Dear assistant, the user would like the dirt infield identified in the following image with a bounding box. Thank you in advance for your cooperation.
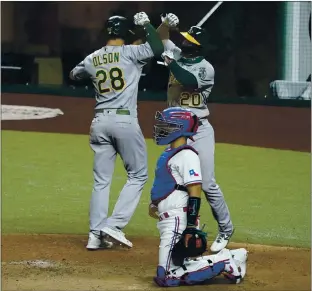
[1,93,311,290]
[2,93,310,151]
[2,235,311,291]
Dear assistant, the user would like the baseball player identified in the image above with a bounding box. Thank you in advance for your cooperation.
[155,13,234,252]
[149,107,247,287]
[70,13,163,249]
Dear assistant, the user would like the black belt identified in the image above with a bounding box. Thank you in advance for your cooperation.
[175,184,188,192]
[95,108,130,115]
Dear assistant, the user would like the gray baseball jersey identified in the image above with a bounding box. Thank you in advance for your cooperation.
[164,40,215,118]
[71,43,154,117]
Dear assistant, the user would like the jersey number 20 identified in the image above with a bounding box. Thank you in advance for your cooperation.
[180,92,202,107]
[96,67,125,94]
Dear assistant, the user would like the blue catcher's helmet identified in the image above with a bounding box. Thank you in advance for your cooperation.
[153,107,199,145]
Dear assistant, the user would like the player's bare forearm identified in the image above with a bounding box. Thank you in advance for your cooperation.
[157,22,170,40]
[186,183,202,198]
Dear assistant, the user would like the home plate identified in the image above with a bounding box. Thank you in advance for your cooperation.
[8,260,59,268]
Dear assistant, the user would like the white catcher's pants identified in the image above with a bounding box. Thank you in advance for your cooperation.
[156,208,236,286]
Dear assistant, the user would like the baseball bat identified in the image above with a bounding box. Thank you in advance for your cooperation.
[196,1,223,27]
[158,1,224,66]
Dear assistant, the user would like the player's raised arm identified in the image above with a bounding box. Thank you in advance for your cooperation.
[69,58,91,81]
[157,13,181,52]
[156,14,175,40]
[128,12,164,61]
[156,22,169,40]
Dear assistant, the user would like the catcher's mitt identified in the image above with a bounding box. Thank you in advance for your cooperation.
[171,227,207,266]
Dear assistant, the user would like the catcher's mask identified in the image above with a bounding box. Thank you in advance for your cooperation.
[180,26,206,57]
[153,107,199,145]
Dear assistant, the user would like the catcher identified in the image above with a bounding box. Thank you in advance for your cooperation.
[149,107,248,287]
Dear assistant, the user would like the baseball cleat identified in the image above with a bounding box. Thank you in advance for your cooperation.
[101,226,133,248]
[86,231,114,250]
[217,249,243,284]
[210,231,234,253]
[230,248,248,279]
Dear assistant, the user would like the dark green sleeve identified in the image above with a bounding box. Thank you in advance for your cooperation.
[168,61,198,88]
[144,23,164,57]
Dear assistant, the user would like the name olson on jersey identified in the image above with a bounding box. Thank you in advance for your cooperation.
[93,52,120,67]
[92,52,126,94]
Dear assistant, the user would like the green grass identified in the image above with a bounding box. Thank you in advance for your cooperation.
[1,130,310,248]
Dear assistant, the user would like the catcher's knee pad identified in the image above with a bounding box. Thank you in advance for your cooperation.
[182,261,225,285]
[154,266,181,287]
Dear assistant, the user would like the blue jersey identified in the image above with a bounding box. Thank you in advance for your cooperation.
[151,145,198,204]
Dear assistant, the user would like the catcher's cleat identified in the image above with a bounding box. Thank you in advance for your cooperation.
[101,226,133,248]
[230,248,248,279]
[86,231,113,250]
[210,230,234,253]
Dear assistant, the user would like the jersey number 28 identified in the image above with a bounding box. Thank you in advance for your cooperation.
[96,67,125,94]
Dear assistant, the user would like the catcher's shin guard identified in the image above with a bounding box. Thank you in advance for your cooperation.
[200,249,243,284]
[154,266,181,287]
[182,261,225,285]
[154,259,226,287]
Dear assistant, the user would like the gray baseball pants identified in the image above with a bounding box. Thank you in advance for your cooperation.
[89,109,148,231]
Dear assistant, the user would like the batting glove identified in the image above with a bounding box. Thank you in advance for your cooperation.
[134,12,150,26]
[161,50,175,66]
[161,13,179,28]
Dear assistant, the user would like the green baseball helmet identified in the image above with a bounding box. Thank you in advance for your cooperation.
[105,16,134,39]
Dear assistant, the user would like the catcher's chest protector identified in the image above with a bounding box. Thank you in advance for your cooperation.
[151,145,197,203]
